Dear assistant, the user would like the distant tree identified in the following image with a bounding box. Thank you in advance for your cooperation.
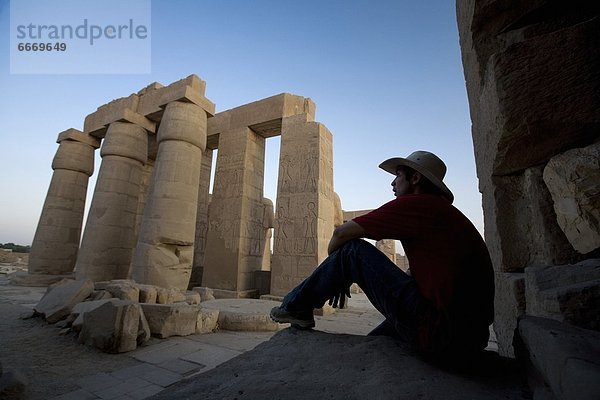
[0,243,31,253]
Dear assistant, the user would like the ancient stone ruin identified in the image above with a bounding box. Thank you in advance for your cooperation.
[457,1,599,399]
[13,75,339,297]
[12,75,411,355]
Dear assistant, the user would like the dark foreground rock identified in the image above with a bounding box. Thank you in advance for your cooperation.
[150,329,529,400]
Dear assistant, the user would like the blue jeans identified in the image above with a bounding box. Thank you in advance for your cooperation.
[281,239,423,343]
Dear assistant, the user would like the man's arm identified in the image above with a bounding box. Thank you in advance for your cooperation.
[328,220,366,254]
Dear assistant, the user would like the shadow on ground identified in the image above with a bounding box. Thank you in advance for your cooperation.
[150,329,530,400]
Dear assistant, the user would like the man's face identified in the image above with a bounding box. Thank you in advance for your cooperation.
[391,167,416,197]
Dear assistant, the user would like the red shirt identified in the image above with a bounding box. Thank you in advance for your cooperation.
[353,194,494,353]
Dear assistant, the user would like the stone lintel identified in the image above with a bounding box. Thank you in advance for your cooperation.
[86,109,156,139]
[83,94,140,136]
[137,75,215,121]
[207,93,315,140]
[56,128,101,149]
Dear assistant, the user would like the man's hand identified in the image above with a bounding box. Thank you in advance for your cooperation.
[328,221,366,254]
[328,286,351,308]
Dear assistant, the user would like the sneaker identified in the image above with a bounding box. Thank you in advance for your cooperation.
[270,306,315,329]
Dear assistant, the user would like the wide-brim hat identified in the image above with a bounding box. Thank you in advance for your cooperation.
[379,150,454,203]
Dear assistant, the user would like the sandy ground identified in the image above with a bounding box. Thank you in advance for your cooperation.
[0,278,141,399]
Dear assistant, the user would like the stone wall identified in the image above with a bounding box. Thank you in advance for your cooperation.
[457,0,600,357]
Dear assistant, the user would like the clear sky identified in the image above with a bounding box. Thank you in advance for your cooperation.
[0,0,482,246]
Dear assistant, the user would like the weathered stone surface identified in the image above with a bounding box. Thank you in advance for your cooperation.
[201,299,287,331]
[137,284,157,303]
[9,271,73,287]
[211,289,259,299]
[106,282,140,302]
[83,94,139,136]
[137,307,151,345]
[192,286,215,302]
[136,75,215,121]
[89,290,112,301]
[457,0,600,361]
[543,143,600,254]
[185,291,200,305]
[57,128,101,148]
[131,101,208,290]
[196,308,219,334]
[517,316,600,400]
[34,279,94,323]
[75,122,148,282]
[525,259,600,331]
[271,114,335,296]
[494,272,525,358]
[488,167,577,272]
[156,288,187,304]
[202,126,267,292]
[140,303,199,338]
[206,93,314,141]
[78,300,143,353]
[27,132,96,278]
[71,298,123,331]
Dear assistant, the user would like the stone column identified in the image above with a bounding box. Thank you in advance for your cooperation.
[270,114,335,296]
[131,101,208,290]
[190,148,214,288]
[13,130,99,286]
[75,122,148,282]
[202,127,266,292]
[261,198,275,271]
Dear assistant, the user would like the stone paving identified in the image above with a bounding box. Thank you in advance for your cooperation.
[0,278,385,400]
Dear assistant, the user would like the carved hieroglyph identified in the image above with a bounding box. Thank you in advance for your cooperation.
[130,101,209,290]
[202,127,266,291]
[26,129,99,280]
[270,113,335,296]
[75,122,149,282]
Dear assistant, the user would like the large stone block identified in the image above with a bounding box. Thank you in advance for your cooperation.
[156,287,187,304]
[207,93,314,140]
[140,303,199,338]
[57,128,101,149]
[457,1,600,179]
[543,143,600,254]
[525,259,600,331]
[487,167,578,272]
[137,284,158,303]
[196,308,219,334]
[137,75,214,120]
[78,300,147,353]
[71,298,123,331]
[34,279,94,323]
[493,272,525,358]
[517,316,600,400]
[106,282,140,302]
[83,94,139,136]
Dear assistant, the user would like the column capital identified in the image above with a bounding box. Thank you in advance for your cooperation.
[57,128,101,149]
[137,75,215,120]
